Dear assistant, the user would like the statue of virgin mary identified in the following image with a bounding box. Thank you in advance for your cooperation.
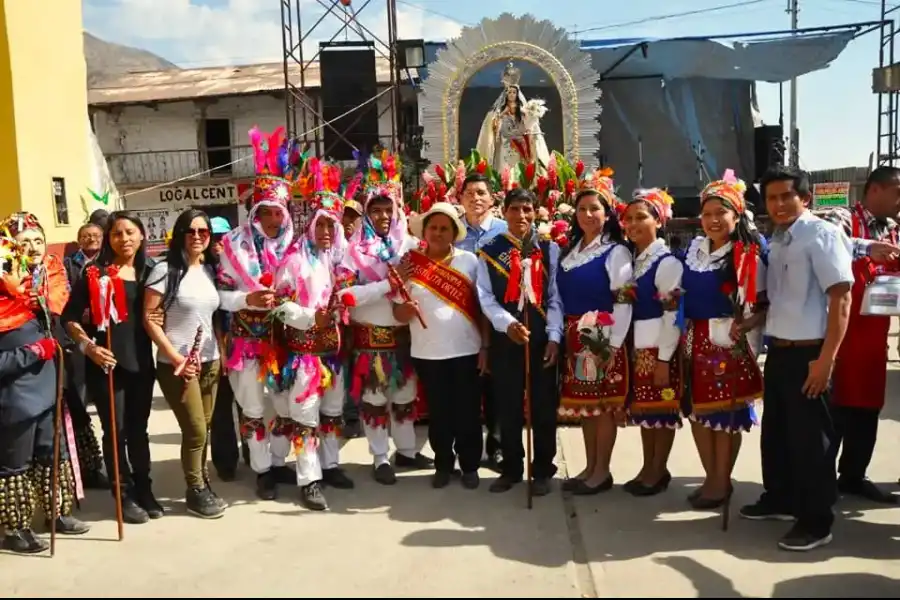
[475,62,552,173]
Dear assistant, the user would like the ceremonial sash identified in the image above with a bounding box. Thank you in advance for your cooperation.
[407,250,480,326]
[478,234,548,319]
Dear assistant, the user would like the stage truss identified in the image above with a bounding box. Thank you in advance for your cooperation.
[418,13,603,167]
[280,0,401,155]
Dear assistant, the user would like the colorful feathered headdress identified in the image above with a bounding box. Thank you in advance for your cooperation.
[701,169,748,214]
[630,187,676,224]
[0,212,44,240]
[578,166,620,211]
[295,158,348,220]
[248,126,293,208]
[362,149,403,207]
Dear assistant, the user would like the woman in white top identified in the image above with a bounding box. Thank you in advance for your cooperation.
[143,209,224,519]
[620,188,685,497]
[394,202,485,490]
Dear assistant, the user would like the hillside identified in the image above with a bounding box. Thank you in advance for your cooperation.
[84,32,179,85]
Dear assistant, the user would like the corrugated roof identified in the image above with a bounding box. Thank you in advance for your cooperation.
[88,57,399,106]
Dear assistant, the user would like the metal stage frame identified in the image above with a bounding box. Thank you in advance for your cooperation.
[279,0,401,156]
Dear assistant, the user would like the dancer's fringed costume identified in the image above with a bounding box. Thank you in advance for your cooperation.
[217,127,302,498]
[268,157,358,509]
[340,151,430,484]
[0,213,89,554]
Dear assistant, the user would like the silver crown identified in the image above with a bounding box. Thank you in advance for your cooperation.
[501,61,521,88]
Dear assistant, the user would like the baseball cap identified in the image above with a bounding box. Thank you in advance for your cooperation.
[210,217,231,235]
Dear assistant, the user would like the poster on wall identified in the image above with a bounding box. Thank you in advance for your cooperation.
[133,208,174,256]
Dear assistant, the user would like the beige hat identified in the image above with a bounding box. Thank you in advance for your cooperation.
[410,202,467,243]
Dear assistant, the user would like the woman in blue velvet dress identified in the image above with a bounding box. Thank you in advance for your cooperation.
[557,172,632,495]
[680,172,767,509]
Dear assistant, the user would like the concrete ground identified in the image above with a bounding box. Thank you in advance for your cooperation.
[4,349,900,597]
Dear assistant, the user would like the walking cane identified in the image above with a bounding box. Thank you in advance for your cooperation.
[50,340,65,556]
[106,327,124,541]
[523,306,534,510]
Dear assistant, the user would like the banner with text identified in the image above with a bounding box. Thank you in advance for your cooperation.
[813,181,850,208]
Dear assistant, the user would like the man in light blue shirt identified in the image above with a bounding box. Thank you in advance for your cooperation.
[740,166,854,552]
[475,187,564,496]
[456,173,508,468]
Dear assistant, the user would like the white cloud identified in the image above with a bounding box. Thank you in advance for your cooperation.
[83,0,462,68]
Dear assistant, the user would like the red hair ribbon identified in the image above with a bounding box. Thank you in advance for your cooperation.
[530,247,544,307]
[732,242,758,306]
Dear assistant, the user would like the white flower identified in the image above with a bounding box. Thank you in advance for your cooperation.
[557,202,573,215]
[538,207,550,220]
[537,222,551,237]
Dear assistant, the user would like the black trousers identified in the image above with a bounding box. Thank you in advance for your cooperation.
[414,354,483,474]
[0,406,68,475]
[761,344,837,535]
[489,333,558,480]
[210,373,243,473]
[481,373,501,456]
[831,404,879,482]
[86,363,155,493]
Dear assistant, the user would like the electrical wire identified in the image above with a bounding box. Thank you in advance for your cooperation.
[571,0,771,35]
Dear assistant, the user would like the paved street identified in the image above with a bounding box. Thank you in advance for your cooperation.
[4,347,900,597]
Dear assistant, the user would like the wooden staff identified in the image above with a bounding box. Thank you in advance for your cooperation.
[523,306,533,510]
[106,327,124,541]
[50,340,64,556]
[387,264,427,329]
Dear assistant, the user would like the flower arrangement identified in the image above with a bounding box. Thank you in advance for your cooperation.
[615,282,638,305]
[573,310,616,381]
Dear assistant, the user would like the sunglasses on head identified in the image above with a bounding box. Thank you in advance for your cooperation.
[185,228,210,240]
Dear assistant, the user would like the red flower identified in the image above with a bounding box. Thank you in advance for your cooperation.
[475,160,487,174]
[259,273,274,288]
[720,280,736,296]
[575,160,585,178]
[551,220,569,236]
[340,293,357,308]
[596,312,615,327]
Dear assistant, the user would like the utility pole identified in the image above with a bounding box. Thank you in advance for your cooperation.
[788,0,799,167]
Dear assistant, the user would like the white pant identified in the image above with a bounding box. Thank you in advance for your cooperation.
[229,360,289,475]
[360,377,419,467]
[273,361,345,487]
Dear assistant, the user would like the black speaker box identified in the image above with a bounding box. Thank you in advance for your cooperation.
[320,48,380,160]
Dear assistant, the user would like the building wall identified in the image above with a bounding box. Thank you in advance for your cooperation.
[93,90,396,185]
[0,0,92,246]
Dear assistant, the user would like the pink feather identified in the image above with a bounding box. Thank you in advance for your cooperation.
[344,173,362,201]
[265,127,285,175]
[248,127,267,173]
[722,168,737,184]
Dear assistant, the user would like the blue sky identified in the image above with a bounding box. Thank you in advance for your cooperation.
[84,0,889,170]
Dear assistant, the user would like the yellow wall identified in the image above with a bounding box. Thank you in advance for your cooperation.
[0,0,91,244]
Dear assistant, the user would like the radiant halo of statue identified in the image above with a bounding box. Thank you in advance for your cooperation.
[418,13,602,169]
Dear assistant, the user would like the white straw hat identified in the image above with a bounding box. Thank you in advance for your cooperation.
[410,202,467,243]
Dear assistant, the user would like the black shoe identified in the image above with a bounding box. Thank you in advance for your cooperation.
[2,528,48,554]
[186,487,225,520]
[571,475,613,496]
[322,468,355,490]
[373,463,397,485]
[342,419,362,439]
[135,487,164,519]
[739,499,794,522]
[241,443,251,467]
[629,472,672,497]
[256,471,278,501]
[531,477,553,497]
[83,469,110,490]
[46,515,91,535]
[395,452,434,470]
[272,465,297,485]
[432,471,452,489]
[778,523,833,552]
[839,477,898,504]
[489,475,522,493]
[216,468,237,483]
[461,472,480,490]
[300,482,328,511]
[204,481,228,510]
[122,497,150,524]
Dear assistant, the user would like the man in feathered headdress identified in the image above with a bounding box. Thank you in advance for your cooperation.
[266,158,359,510]
[217,126,304,502]
[0,213,90,553]
[339,151,433,485]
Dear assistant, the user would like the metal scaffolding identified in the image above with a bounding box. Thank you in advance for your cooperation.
[279,0,400,155]
[876,0,900,165]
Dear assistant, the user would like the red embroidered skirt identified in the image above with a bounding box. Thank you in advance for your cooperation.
[684,319,761,431]
[627,346,683,428]
[559,315,629,420]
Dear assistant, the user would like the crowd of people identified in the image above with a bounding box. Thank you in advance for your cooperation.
[1,125,899,558]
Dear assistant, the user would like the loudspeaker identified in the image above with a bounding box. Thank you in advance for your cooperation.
[320,47,380,161]
[754,125,785,180]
